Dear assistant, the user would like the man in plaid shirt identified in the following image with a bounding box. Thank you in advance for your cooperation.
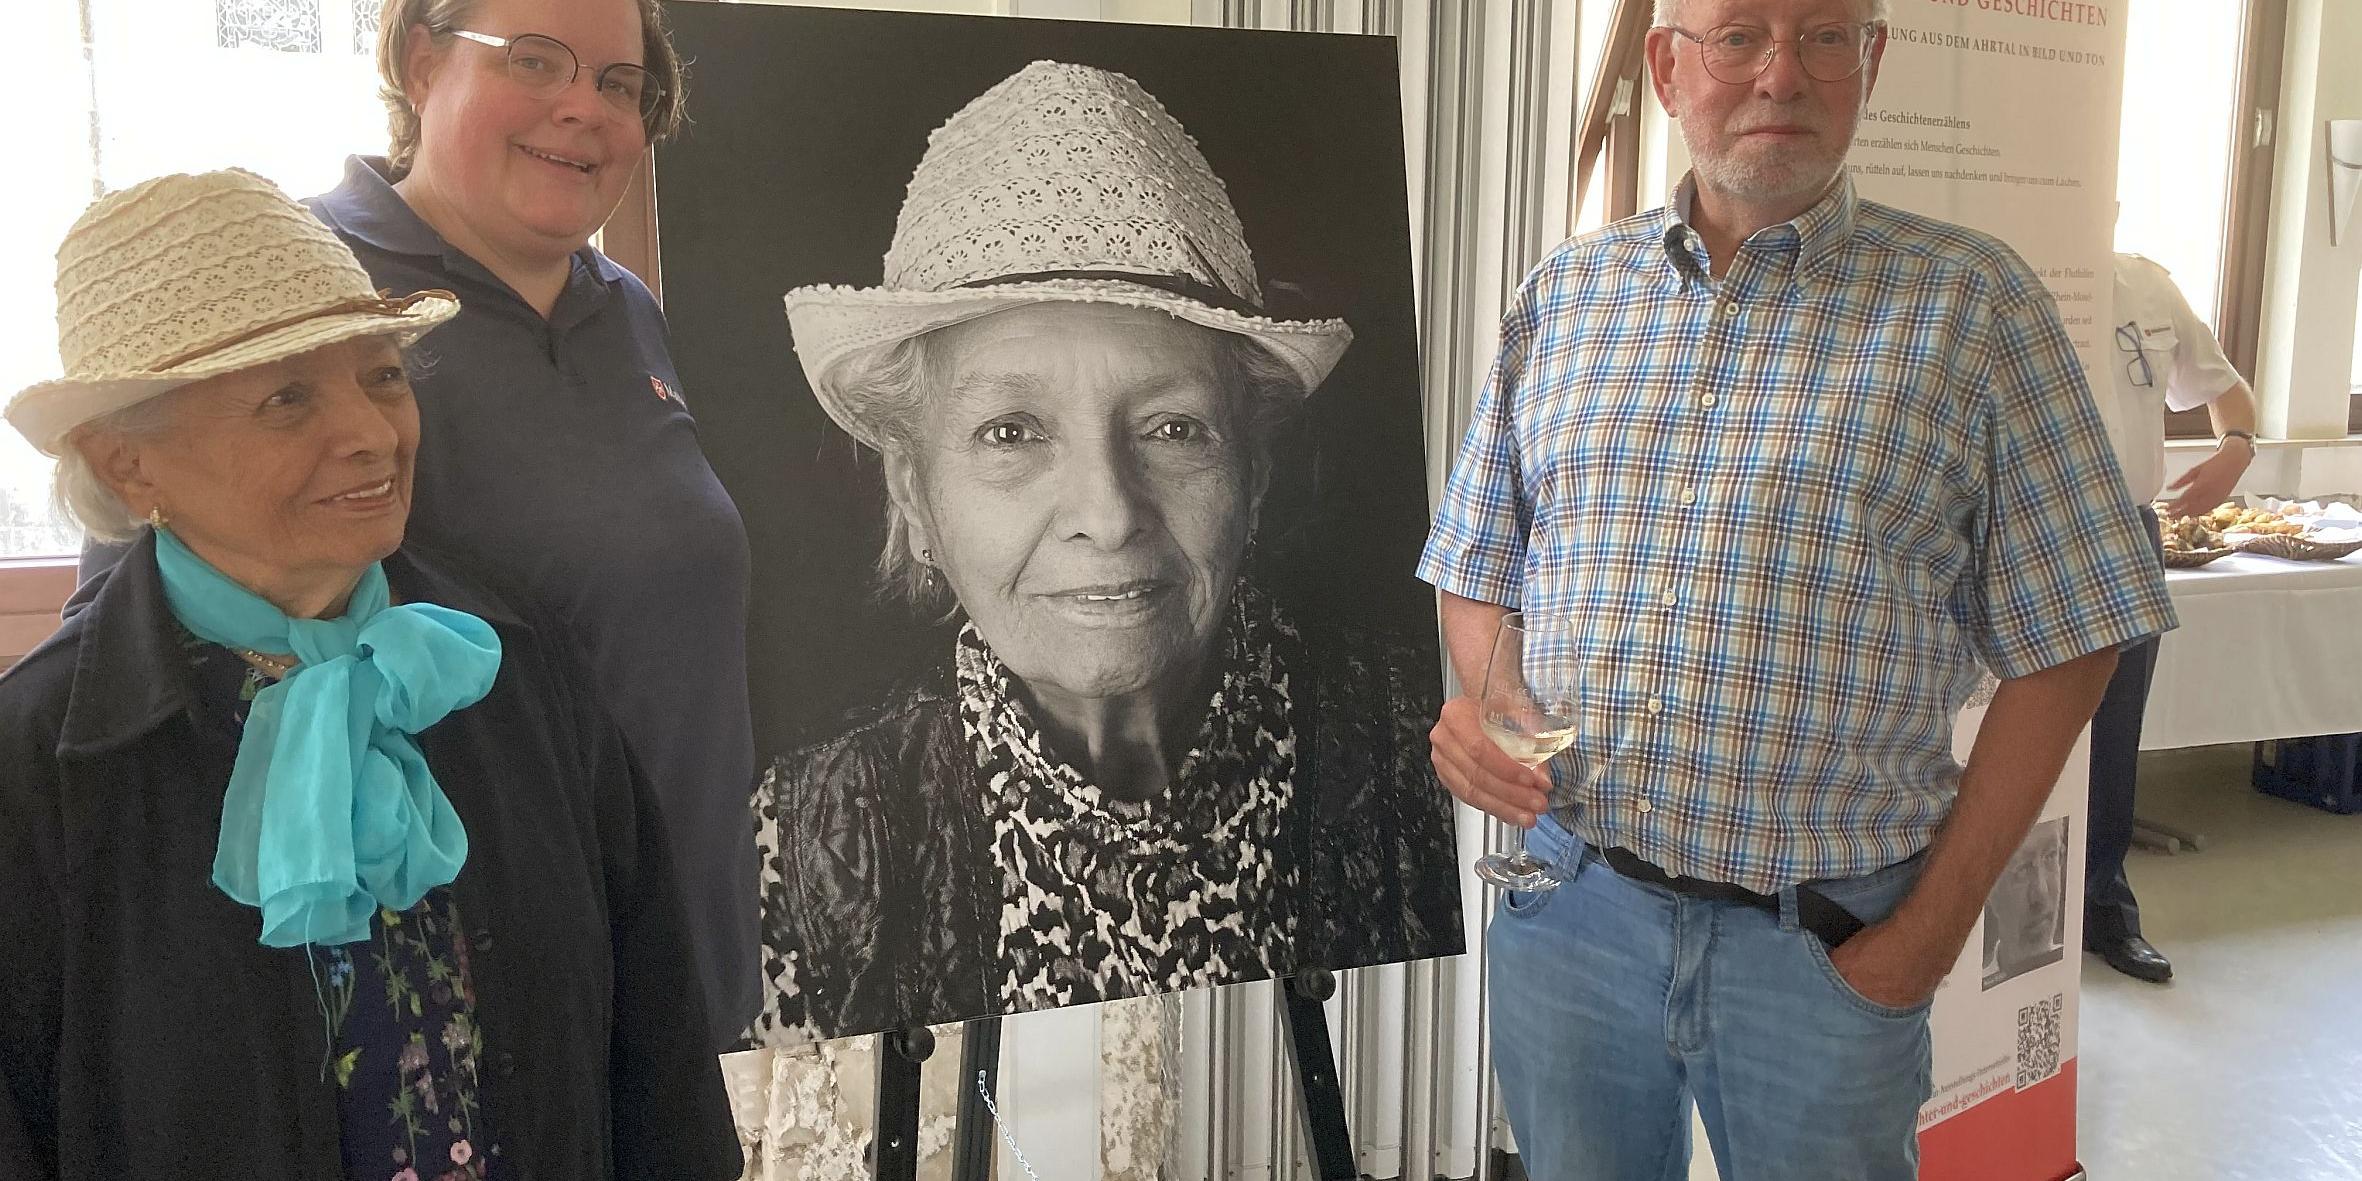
[1418,0,2174,1176]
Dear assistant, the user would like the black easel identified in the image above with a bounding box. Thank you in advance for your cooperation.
[1277,970,1371,1181]
[951,1016,1003,1179]
[871,977,1365,1181]
[869,1017,1003,1181]
[869,1024,932,1181]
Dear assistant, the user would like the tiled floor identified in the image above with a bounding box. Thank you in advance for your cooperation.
[2077,743,2362,1180]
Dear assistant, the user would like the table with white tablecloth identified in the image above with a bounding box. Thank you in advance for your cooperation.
[2140,553,2362,750]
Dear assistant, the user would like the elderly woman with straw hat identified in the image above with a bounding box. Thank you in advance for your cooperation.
[0,170,737,1180]
[75,0,763,1051]
[745,62,1460,1044]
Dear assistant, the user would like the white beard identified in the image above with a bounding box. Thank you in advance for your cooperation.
[1688,133,1844,206]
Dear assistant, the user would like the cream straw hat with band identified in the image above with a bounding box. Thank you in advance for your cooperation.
[5,168,458,456]
[784,60,1355,451]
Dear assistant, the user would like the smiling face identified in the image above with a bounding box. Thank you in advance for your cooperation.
[1647,0,1885,217]
[885,303,1268,710]
[399,0,648,270]
[85,335,419,616]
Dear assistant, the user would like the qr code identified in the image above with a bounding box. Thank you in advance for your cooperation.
[2014,992,2063,1090]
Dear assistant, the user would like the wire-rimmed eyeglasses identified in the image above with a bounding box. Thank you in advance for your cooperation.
[2114,321,2155,389]
[451,30,665,129]
[1661,21,1883,85]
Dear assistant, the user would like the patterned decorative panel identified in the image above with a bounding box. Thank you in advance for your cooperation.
[216,0,323,53]
[352,0,381,54]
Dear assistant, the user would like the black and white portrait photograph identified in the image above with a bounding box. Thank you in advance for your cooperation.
[652,3,1458,1042]
[1982,816,2071,991]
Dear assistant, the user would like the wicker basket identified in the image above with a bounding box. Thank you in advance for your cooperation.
[2228,533,2362,561]
[2161,546,2236,569]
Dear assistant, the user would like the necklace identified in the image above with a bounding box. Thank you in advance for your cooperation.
[234,648,298,679]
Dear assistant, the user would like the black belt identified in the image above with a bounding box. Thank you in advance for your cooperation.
[1598,846,1868,951]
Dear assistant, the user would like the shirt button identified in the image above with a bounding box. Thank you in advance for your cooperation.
[1659,589,1677,608]
[1719,300,1739,318]
[1636,798,1654,814]
[1680,488,1699,506]
[1701,394,1719,408]
[1647,695,1665,716]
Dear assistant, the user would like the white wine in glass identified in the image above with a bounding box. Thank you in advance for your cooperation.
[1472,611,1580,893]
[1480,714,1577,768]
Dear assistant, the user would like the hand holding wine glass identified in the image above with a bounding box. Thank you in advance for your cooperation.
[1471,612,1580,892]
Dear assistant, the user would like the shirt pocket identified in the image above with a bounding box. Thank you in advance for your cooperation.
[2134,321,2180,365]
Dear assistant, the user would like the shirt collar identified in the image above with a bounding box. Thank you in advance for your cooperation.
[309,156,448,259]
[56,536,525,758]
[311,154,631,289]
[1657,175,1714,290]
[1656,171,1858,291]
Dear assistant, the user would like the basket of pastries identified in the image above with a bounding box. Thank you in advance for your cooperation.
[2188,499,2362,562]
[2151,507,2234,568]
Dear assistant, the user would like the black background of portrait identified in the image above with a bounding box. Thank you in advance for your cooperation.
[653,2,1435,761]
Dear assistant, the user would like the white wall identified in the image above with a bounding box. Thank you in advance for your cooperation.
[2162,438,2362,501]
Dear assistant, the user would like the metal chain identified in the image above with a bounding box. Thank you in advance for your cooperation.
[975,1069,1045,1181]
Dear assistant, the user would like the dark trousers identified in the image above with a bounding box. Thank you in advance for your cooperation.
[2085,630,2159,942]
[2086,505,2164,943]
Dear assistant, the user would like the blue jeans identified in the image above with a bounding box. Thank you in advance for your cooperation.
[1489,814,1933,1181]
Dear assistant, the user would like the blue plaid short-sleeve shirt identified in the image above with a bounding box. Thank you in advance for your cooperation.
[1416,176,2176,892]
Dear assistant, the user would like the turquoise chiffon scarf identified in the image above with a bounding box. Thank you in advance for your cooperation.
[154,529,500,947]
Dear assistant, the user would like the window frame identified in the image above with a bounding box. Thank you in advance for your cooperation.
[0,557,77,669]
[1570,0,1650,224]
[2163,0,2283,440]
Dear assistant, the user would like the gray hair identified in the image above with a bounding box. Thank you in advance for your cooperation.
[52,337,429,544]
[832,320,1306,615]
[1653,0,1888,24]
[53,394,181,544]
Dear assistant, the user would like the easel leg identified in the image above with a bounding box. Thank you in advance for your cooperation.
[871,1025,934,1181]
[1278,971,1367,1181]
[952,1016,1004,1181]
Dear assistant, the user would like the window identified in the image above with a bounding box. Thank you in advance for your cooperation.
[3,0,385,562]
[2111,0,2243,329]
[2351,270,2362,433]
[2111,0,2255,441]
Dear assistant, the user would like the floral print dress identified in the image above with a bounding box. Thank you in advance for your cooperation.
[191,639,502,1181]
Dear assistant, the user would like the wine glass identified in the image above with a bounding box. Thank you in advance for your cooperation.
[1472,611,1579,893]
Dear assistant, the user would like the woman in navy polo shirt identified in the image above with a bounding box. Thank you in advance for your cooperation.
[78,0,760,1049]
[345,0,761,1046]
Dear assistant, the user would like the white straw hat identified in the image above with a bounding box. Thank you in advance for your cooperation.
[5,168,459,456]
[784,61,1354,450]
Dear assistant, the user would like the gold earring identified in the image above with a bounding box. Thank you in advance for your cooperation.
[148,506,169,531]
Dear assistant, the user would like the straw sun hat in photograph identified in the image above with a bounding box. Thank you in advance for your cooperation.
[784,60,1356,451]
[4,168,458,456]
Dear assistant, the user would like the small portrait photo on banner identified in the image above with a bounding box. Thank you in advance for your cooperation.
[652,2,1459,1043]
[1982,816,2071,991]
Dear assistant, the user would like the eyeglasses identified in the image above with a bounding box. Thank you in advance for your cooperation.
[450,30,664,129]
[2114,321,2155,389]
[1662,21,1883,86]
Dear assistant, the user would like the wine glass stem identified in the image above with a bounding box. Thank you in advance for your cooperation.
[1519,829,1541,867]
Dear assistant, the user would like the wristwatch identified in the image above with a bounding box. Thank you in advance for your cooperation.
[2218,428,2256,448]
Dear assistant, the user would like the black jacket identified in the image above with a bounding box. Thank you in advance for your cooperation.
[752,612,1463,1040]
[0,535,739,1181]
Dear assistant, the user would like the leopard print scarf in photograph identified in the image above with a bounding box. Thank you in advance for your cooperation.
[956,583,1302,1011]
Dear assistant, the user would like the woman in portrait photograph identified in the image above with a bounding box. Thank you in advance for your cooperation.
[743,60,1457,1042]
